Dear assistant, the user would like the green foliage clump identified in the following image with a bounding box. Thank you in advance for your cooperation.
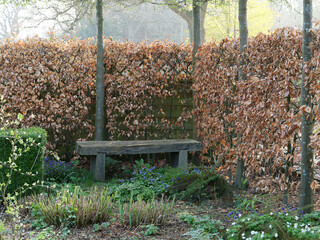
[107,159,170,202]
[31,186,115,228]
[227,211,320,240]
[44,156,79,183]
[167,168,233,203]
[0,127,47,196]
[181,214,224,240]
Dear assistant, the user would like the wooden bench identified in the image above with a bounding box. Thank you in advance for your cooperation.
[75,139,202,181]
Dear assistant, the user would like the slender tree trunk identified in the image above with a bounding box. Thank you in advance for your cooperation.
[238,0,248,54]
[192,0,201,69]
[95,0,106,141]
[299,0,313,214]
[234,0,248,189]
[192,0,201,165]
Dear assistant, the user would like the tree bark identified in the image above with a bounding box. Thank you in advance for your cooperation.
[95,0,106,141]
[299,0,313,214]
[234,0,248,189]
[164,0,207,43]
[192,0,201,61]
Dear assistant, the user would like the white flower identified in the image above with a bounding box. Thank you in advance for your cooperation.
[269,224,273,229]
[275,232,278,238]
[295,216,299,220]
[232,222,236,225]
[301,229,306,233]
[270,212,273,215]
[294,223,298,228]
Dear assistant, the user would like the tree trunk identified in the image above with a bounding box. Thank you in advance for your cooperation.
[299,0,313,214]
[164,0,207,43]
[192,0,201,62]
[95,0,106,141]
[234,0,248,189]
[191,0,201,166]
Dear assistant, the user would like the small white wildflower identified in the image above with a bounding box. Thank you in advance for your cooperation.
[286,213,288,216]
[301,224,305,227]
[301,229,306,233]
[295,216,299,220]
[294,223,298,228]
[242,233,245,236]
[270,212,273,215]
[275,232,278,238]
[232,222,236,225]
[269,224,272,229]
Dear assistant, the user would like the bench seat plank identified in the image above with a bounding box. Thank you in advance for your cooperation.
[76,139,202,155]
[76,139,202,182]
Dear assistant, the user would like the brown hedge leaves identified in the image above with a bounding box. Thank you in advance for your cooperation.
[2,28,320,193]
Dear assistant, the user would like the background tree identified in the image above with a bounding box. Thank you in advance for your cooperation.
[74,2,188,42]
[299,0,313,213]
[0,4,21,39]
[233,0,247,189]
[205,0,274,42]
[95,0,106,141]
[163,0,208,43]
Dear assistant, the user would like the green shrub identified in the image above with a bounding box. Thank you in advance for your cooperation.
[119,195,175,227]
[0,127,46,196]
[167,168,233,204]
[32,186,115,228]
[107,159,170,202]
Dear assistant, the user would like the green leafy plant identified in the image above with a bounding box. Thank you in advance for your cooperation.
[119,194,175,227]
[226,211,320,240]
[181,214,224,240]
[93,222,110,232]
[107,159,170,202]
[0,96,46,240]
[143,224,159,236]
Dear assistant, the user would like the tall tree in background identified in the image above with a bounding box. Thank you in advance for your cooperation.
[0,4,21,39]
[234,0,248,189]
[164,0,208,43]
[299,0,313,213]
[95,0,106,141]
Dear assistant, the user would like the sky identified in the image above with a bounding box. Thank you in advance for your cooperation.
[1,0,320,42]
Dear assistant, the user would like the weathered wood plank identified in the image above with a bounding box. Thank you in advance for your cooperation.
[76,139,202,155]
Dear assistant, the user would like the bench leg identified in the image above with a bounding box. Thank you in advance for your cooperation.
[90,153,106,182]
[171,150,188,168]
